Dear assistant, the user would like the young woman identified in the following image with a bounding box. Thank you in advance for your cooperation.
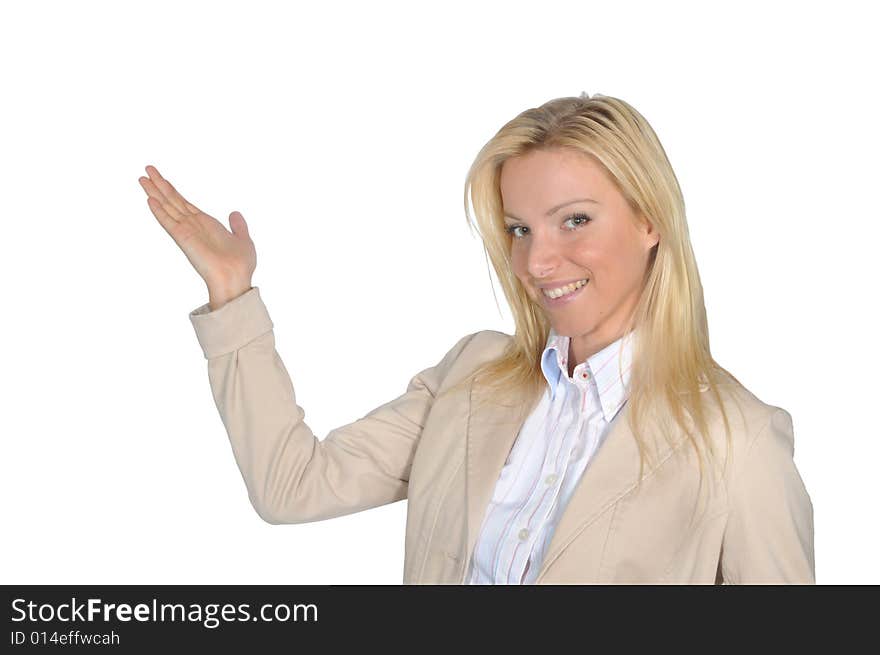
[139,92,814,584]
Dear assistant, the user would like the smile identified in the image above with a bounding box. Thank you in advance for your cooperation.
[541,278,588,298]
[540,279,588,307]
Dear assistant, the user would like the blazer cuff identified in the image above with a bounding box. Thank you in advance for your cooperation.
[188,286,274,359]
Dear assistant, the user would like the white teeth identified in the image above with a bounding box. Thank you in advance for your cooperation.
[542,279,588,298]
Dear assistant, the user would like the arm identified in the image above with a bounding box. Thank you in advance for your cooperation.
[189,286,476,525]
[720,407,816,584]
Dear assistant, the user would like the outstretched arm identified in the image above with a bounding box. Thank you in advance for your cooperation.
[190,287,475,524]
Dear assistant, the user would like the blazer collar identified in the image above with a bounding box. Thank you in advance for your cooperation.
[462,360,690,584]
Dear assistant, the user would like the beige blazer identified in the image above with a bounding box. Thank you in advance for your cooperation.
[189,287,815,584]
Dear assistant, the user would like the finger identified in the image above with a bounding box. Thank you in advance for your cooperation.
[144,165,187,214]
[145,165,199,215]
[139,176,183,222]
[146,195,181,237]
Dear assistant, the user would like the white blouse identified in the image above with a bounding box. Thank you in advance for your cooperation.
[466,327,635,584]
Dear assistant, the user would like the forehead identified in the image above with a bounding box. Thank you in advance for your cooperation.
[500,148,613,211]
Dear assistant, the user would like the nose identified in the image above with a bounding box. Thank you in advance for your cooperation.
[525,234,563,280]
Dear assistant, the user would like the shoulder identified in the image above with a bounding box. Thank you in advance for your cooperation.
[427,330,514,393]
[468,329,514,353]
[709,375,787,432]
[699,374,796,483]
[438,329,513,364]
[462,329,520,370]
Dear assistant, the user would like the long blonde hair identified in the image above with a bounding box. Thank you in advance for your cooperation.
[442,92,747,522]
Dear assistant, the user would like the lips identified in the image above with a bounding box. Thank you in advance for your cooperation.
[540,279,588,307]
[541,278,589,299]
[536,277,590,290]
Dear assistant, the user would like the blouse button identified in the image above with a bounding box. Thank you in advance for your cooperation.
[518,528,530,541]
[545,473,558,485]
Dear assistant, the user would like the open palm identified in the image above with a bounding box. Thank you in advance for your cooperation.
[139,165,256,295]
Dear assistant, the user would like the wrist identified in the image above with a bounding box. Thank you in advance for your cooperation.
[208,283,253,312]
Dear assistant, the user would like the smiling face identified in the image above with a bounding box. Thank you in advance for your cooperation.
[500,147,659,365]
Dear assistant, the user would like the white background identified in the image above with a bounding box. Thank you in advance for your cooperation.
[1,0,876,584]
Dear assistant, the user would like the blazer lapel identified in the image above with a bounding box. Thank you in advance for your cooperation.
[533,400,693,583]
[462,378,540,582]
[464,374,692,584]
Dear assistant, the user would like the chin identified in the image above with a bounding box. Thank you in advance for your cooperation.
[553,321,595,337]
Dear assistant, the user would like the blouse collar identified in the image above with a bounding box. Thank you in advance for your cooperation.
[540,326,635,422]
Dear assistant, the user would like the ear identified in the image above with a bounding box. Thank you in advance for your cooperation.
[639,214,660,250]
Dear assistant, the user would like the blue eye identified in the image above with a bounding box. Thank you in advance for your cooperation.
[504,212,592,239]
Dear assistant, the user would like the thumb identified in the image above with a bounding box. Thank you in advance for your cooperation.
[228,211,250,239]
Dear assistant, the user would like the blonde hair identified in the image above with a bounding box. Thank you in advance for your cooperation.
[442,92,747,525]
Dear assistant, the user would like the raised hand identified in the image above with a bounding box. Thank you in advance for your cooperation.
[139,165,257,310]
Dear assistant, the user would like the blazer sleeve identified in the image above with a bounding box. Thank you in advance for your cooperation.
[189,286,476,525]
[720,407,816,584]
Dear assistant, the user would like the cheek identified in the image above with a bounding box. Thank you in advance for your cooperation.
[596,248,646,290]
[509,248,527,277]
[509,251,537,297]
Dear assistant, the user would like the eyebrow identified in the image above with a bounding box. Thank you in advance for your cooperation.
[503,198,599,223]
